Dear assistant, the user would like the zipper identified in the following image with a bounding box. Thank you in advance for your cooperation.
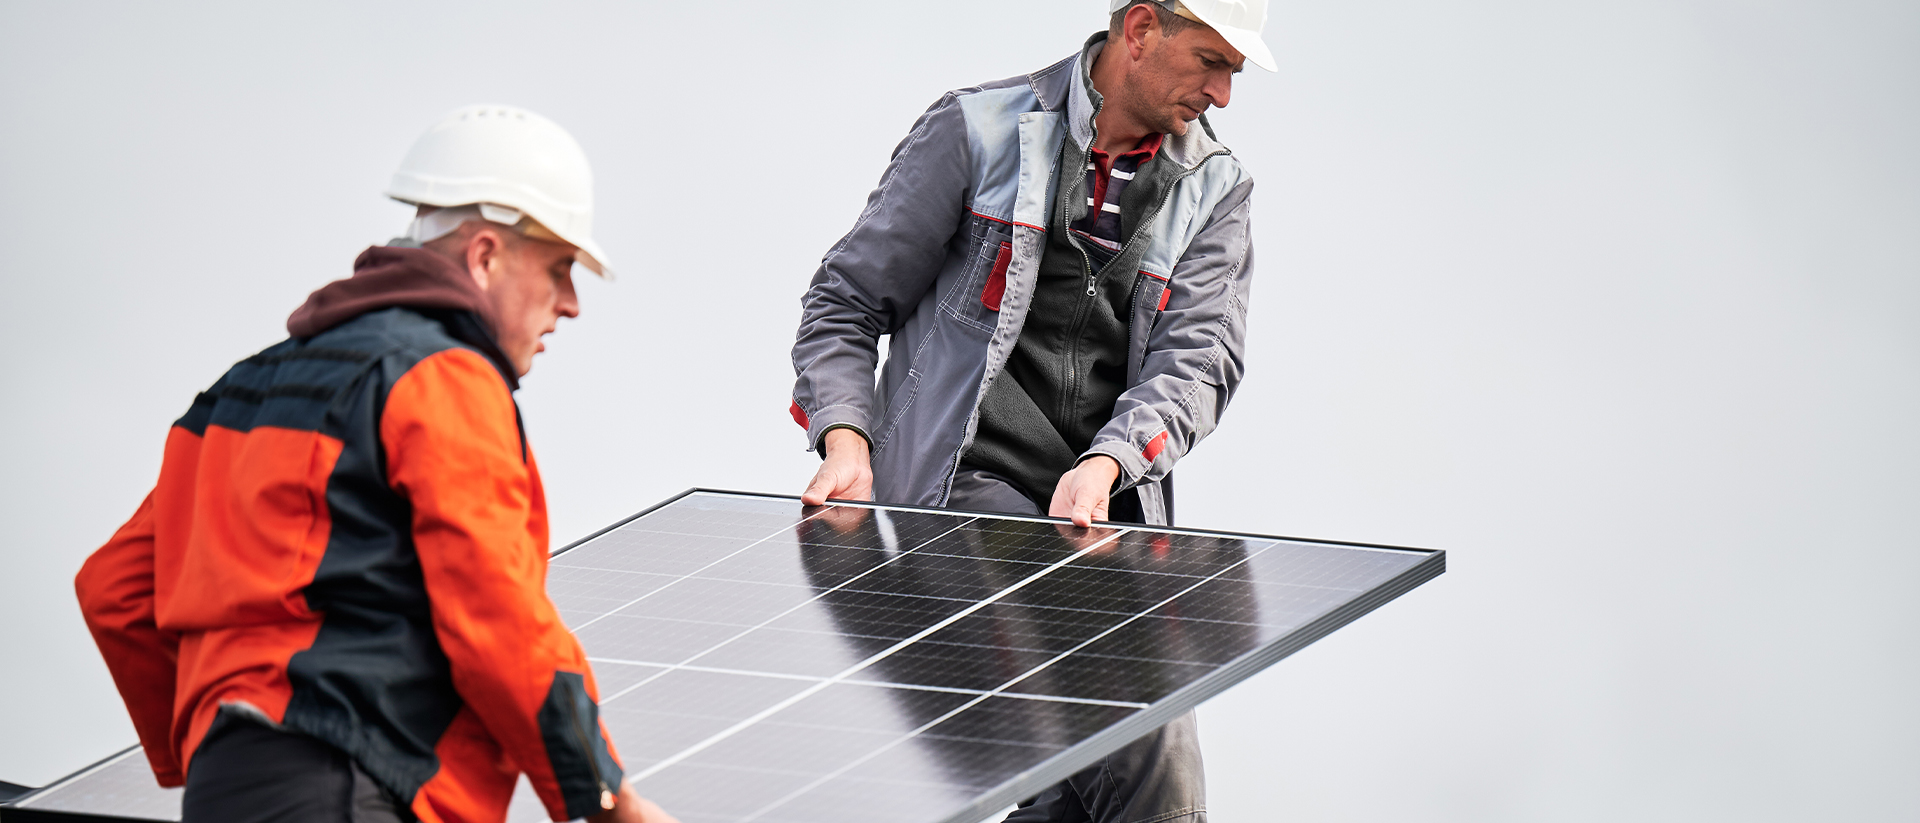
[945,109,1073,502]
[1061,87,1105,413]
[1058,144,1097,420]
[567,698,616,811]
[1058,116,1230,424]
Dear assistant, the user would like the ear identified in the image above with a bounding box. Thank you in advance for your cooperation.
[1124,3,1159,60]
[464,227,507,291]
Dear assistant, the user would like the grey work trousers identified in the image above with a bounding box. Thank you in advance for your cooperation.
[947,468,1208,823]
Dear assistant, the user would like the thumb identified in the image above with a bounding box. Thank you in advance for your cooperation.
[802,469,833,505]
[1071,490,1096,527]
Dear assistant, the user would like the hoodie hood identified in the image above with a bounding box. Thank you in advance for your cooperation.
[288,246,518,388]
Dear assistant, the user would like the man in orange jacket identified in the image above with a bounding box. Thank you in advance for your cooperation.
[74,106,674,823]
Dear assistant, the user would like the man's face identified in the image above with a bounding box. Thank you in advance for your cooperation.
[1121,17,1246,137]
[482,233,581,377]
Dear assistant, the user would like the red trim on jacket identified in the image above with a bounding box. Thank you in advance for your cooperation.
[789,400,810,430]
[981,242,1013,311]
[969,209,1046,232]
[1143,431,1169,461]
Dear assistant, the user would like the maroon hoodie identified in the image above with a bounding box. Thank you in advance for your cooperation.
[287,246,500,339]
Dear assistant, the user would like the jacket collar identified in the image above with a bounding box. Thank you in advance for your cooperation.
[1047,31,1231,171]
[1067,33,1107,154]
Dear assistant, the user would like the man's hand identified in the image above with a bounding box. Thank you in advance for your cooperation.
[801,427,874,505]
[1049,455,1121,528]
[585,781,679,823]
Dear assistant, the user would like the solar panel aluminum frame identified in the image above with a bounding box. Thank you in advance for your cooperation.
[572,489,1445,823]
[4,488,1445,823]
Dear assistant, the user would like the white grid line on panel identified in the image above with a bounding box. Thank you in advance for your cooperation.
[587,657,1149,710]
[596,516,983,706]
[566,508,831,634]
[625,525,1129,783]
[734,538,1286,823]
[571,494,1431,822]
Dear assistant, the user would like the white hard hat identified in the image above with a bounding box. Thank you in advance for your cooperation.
[387,104,614,277]
[1111,0,1277,72]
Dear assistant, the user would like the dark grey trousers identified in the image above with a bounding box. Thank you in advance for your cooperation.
[947,469,1208,823]
[182,708,413,823]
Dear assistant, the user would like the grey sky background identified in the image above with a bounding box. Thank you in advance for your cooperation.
[2,1,1915,820]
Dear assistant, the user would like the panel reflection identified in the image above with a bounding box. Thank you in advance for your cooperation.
[790,504,1258,804]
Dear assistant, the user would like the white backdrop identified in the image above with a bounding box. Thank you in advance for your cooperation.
[3,1,1915,820]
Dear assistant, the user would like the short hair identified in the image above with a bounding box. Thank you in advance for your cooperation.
[1109,1,1204,41]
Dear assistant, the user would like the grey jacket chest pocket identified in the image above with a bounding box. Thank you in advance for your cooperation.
[943,222,1015,333]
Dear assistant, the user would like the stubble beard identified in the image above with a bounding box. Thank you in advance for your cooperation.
[1117,83,1187,140]
[1148,101,1193,138]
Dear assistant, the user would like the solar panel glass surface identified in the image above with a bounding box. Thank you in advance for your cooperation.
[6,490,1442,823]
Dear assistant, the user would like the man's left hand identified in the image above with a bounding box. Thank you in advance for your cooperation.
[1050,456,1121,528]
[585,782,679,823]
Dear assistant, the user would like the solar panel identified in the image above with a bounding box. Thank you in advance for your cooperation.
[4,489,1443,823]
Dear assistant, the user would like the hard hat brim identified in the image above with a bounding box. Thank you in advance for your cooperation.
[1130,0,1278,72]
[1185,14,1277,72]
[569,236,615,281]
[388,185,615,280]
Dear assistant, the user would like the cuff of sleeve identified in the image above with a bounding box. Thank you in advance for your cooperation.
[817,423,874,458]
[802,404,871,455]
[1080,440,1152,492]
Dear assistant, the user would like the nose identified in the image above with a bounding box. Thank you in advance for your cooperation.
[557,274,582,319]
[1204,71,1233,110]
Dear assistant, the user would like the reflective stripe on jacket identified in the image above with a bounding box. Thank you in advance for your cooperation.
[75,248,623,823]
[789,33,1255,525]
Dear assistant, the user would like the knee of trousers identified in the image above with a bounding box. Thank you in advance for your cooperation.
[1079,711,1206,821]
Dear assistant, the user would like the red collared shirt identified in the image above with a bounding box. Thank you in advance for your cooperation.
[1071,132,1166,253]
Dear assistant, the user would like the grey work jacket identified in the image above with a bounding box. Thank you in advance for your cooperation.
[790,35,1256,526]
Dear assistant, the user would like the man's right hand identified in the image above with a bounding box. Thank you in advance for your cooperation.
[801,427,874,505]
[585,781,678,823]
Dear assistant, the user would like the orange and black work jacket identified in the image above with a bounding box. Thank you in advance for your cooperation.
[75,247,623,823]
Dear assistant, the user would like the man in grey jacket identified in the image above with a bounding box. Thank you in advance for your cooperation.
[789,2,1271,820]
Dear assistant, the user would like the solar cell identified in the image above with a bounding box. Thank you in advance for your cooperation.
[3,489,1443,823]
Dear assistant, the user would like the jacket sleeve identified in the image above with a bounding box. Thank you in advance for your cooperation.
[1083,177,1255,490]
[789,92,974,452]
[75,489,184,787]
[382,348,624,822]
